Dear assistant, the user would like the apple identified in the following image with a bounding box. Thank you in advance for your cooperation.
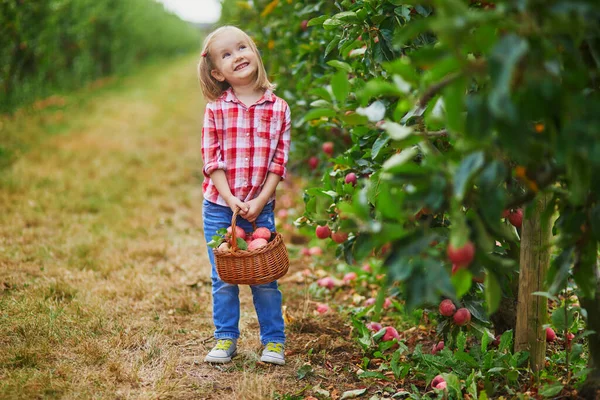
[276,209,288,219]
[317,277,335,290]
[344,172,357,185]
[308,246,323,256]
[446,241,475,267]
[492,335,501,347]
[227,225,246,241]
[322,141,334,156]
[502,209,511,218]
[217,242,230,252]
[343,272,357,283]
[382,326,400,342]
[361,263,372,273]
[508,209,523,228]
[301,247,311,256]
[546,327,556,342]
[383,297,392,309]
[431,375,447,390]
[248,238,268,251]
[453,308,471,326]
[308,156,319,170]
[315,225,331,239]
[366,321,382,333]
[431,340,444,354]
[439,299,456,317]
[331,230,349,243]
[566,332,575,347]
[252,227,272,241]
[300,20,309,31]
[316,303,330,314]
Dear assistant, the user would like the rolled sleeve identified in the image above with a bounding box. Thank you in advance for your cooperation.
[201,106,226,177]
[268,105,291,179]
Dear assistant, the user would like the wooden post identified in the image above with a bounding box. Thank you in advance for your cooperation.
[514,192,552,372]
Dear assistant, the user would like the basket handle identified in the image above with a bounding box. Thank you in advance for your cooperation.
[230,207,258,252]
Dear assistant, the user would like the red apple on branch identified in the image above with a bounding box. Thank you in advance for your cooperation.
[447,241,475,267]
[322,141,334,156]
[315,225,331,239]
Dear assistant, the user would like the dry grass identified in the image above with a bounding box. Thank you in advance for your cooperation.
[0,56,366,400]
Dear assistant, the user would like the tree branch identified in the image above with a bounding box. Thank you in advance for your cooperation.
[418,72,462,108]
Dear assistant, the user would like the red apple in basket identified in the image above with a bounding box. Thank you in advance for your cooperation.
[248,238,268,251]
[252,227,272,241]
[227,226,246,242]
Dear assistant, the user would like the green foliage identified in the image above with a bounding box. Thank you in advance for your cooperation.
[0,0,200,113]
[223,0,600,319]
[223,0,599,392]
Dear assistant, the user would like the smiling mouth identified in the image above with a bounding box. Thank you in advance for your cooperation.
[235,62,249,71]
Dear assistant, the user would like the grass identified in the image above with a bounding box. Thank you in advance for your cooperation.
[0,55,244,399]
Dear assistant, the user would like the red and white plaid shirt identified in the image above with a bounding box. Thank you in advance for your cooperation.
[201,88,291,206]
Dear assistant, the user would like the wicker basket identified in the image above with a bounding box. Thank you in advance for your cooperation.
[213,208,289,285]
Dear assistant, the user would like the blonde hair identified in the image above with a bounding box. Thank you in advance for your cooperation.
[198,26,274,102]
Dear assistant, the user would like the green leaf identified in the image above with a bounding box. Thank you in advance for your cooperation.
[357,100,387,121]
[296,363,313,380]
[333,11,358,21]
[341,388,369,399]
[332,70,350,105]
[358,79,402,103]
[547,247,574,295]
[566,150,591,205]
[236,237,248,250]
[323,18,344,30]
[590,204,600,241]
[308,15,328,26]
[303,108,336,121]
[310,99,332,108]
[451,269,472,298]
[551,305,575,332]
[489,34,529,122]
[484,272,502,315]
[453,151,485,201]
[382,146,419,172]
[327,60,353,73]
[443,77,466,133]
[539,382,564,397]
[372,134,391,159]
[382,121,414,141]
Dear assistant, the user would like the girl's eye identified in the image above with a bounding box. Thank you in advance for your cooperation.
[222,52,230,58]
[239,45,246,50]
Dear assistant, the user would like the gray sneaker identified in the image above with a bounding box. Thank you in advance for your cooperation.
[260,342,285,365]
[204,339,237,363]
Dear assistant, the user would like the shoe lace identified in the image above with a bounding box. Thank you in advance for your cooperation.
[215,339,233,351]
[265,342,283,353]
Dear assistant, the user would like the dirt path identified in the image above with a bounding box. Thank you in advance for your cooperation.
[0,57,364,399]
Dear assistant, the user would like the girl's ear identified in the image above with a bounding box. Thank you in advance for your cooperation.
[211,69,225,82]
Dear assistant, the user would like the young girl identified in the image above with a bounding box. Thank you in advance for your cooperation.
[197,26,291,365]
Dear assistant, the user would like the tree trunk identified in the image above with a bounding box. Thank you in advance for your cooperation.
[514,192,552,372]
[578,263,600,399]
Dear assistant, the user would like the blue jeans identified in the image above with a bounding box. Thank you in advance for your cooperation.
[202,199,285,345]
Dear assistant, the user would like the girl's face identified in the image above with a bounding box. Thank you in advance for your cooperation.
[209,30,258,88]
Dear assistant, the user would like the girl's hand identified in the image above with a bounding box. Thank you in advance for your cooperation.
[225,195,249,216]
[243,197,268,222]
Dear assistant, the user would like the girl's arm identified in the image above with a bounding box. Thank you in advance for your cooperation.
[202,105,248,214]
[244,104,292,222]
[243,172,281,222]
[210,170,249,214]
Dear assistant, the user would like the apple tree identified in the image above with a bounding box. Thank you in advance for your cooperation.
[221,0,600,395]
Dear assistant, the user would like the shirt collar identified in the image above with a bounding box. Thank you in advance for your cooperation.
[221,87,275,106]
